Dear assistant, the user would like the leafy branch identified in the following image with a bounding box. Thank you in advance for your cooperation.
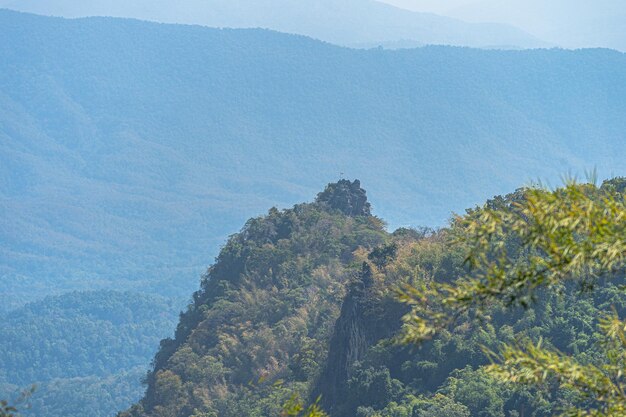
[398,179,626,415]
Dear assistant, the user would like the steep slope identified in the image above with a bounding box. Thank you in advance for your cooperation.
[2,11,626,310]
[120,180,388,416]
[314,181,626,417]
[126,180,626,417]
[0,291,180,417]
[315,263,408,412]
[0,0,544,49]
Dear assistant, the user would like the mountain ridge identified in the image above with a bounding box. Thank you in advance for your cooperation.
[119,179,388,417]
[1,10,625,313]
[0,0,546,49]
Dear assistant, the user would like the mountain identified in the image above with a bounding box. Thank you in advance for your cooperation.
[120,180,389,417]
[0,291,181,417]
[1,10,625,311]
[390,0,626,51]
[0,0,546,49]
[120,179,626,417]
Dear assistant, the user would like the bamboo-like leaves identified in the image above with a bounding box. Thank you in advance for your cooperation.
[398,180,626,416]
[281,395,327,417]
[400,181,626,344]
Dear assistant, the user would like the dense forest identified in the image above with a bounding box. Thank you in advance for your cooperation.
[119,178,626,417]
[0,292,180,417]
[2,10,626,313]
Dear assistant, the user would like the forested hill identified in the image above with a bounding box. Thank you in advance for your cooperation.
[122,178,626,417]
[0,291,180,417]
[2,10,626,310]
[122,179,389,416]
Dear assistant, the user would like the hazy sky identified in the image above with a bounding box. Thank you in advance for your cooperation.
[380,0,474,15]
[380,0,626,49]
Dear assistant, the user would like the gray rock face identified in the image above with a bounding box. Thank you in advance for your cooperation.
[314,265,374,414]
[313,262,409,417]
[316,179,372,217]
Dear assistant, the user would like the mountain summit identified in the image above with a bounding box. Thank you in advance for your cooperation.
[119,179,387,417]
[316,179,371,217]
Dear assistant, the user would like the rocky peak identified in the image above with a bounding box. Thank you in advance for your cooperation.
[315,179,371,217]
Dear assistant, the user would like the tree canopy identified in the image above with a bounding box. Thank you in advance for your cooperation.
[399,178,626,416]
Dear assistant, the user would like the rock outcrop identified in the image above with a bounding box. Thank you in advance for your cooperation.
[316,179,371,217]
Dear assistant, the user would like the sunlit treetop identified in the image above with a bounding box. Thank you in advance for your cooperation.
[397,178,626,417]
[398,179,626,344]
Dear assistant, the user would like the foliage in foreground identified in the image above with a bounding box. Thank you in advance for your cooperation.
[281,395,328,417]
[399,178,626,416]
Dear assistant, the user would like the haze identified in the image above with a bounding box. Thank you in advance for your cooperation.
[1,0,625,50]
[382,0,626,50]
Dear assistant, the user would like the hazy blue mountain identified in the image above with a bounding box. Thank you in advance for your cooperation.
[385,0,626,51]
[0,291,181,417]
[444,0,626,51]
[0,0,546,49]
[1,10,625,310]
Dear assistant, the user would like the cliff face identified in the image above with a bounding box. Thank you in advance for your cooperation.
[315,264,375,412]
[314,263,408,417]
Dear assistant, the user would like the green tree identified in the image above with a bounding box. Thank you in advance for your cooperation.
[417,394,470,417]
[398,180,626,416]
[281,395,328,417]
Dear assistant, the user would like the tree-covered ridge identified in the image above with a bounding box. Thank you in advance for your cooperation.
[122,180,388,417]
[124,179,626,417]
[2,369,147,417]
[0,291,180,417]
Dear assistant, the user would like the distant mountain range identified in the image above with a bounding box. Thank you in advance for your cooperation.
[385,0,626,51]
[1,10,625,311]
[445,0,626,51]
[0,0,547,49]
